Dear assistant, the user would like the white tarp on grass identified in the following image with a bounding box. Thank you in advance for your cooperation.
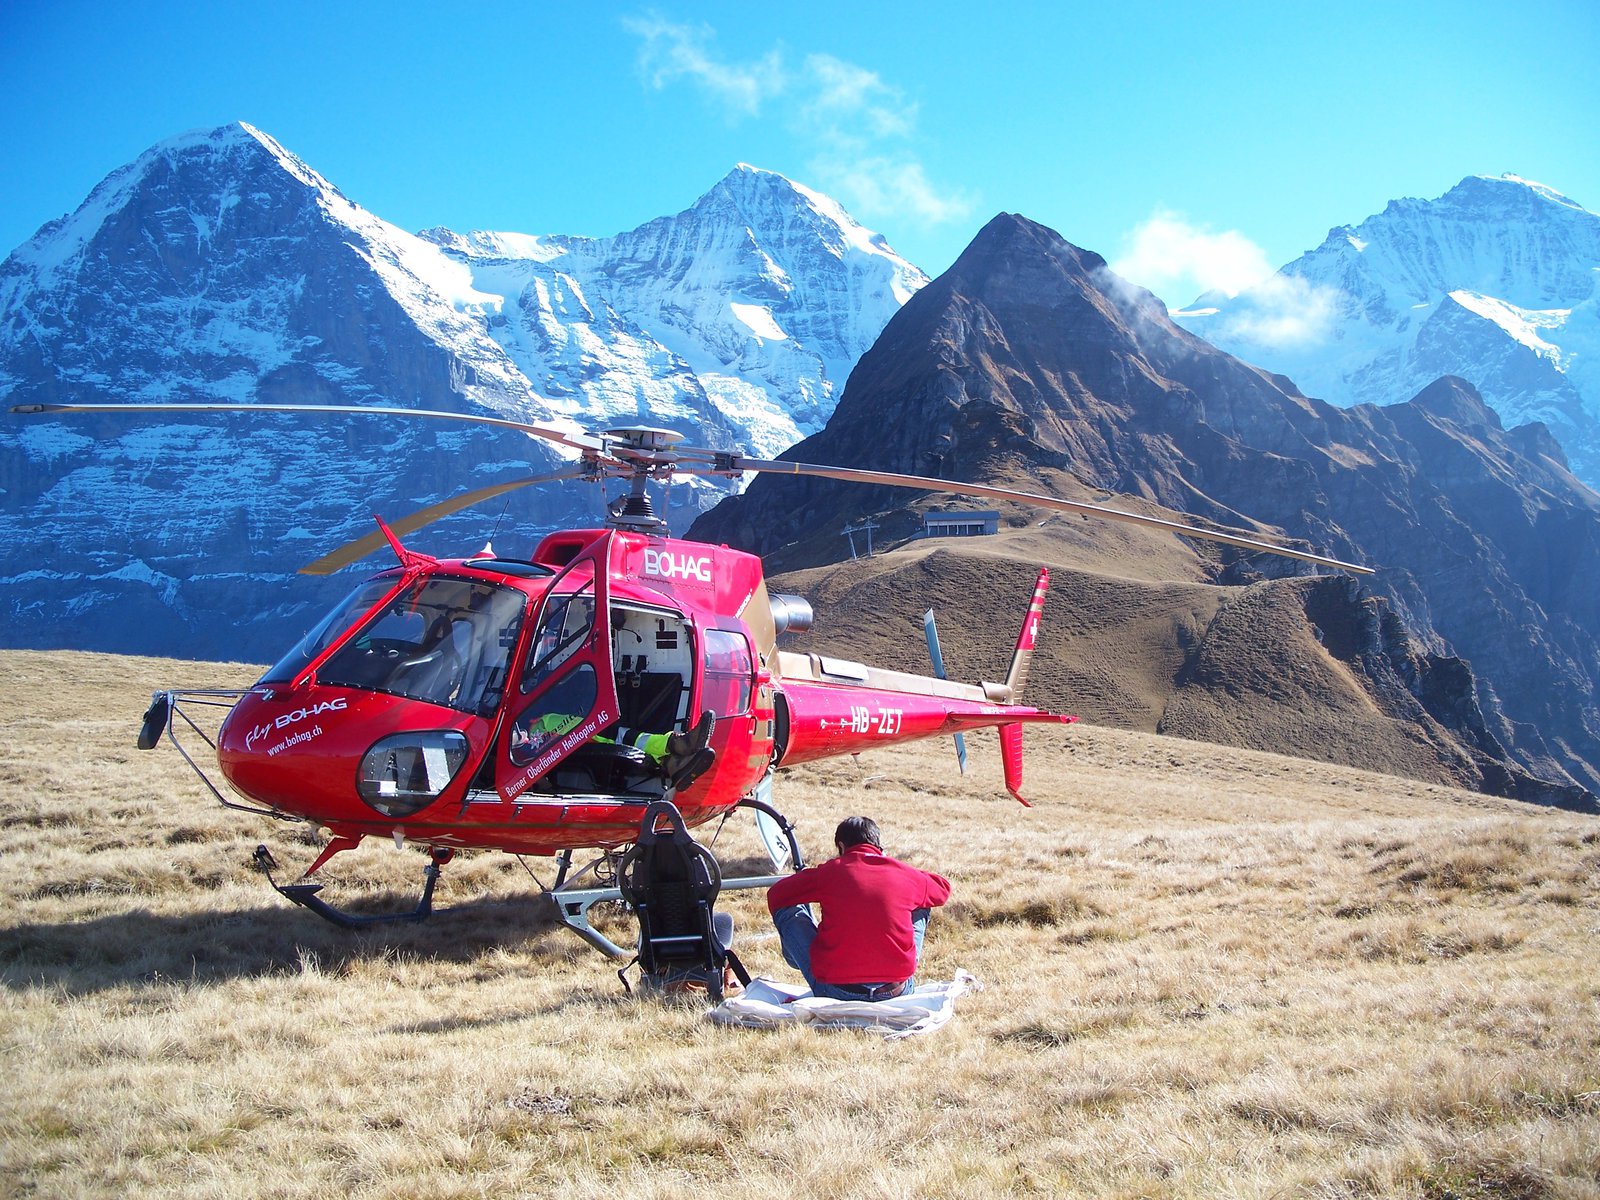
[707,971,979,1040]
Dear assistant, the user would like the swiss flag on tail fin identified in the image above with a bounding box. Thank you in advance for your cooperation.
[1005,568,1050,701]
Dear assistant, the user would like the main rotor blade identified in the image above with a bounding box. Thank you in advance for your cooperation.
[15,399,1374,574]
[10,401,607,456]
[712,454,1376,575]
[299,467,588,576]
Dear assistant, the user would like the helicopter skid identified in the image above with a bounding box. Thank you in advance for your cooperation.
[252,843,450,929]
[550,871,790,959]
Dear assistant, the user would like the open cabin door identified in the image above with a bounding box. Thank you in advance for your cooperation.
[496,532,620,801]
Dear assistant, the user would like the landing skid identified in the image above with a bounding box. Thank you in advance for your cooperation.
[252,844,452,929]
[249,795,803,950]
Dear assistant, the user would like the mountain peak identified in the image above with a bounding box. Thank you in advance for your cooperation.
[107,121,331,199]
[1348,173,1598,240]
[702,162,814,214]
[957,213,1110,273]
[695,164,919,276]
[939,213,1164,327]
[1405,375,1505,432]
[5,120,338,279]
[1452,172,1589,215]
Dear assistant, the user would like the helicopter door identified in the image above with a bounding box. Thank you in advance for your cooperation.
[499,533,621,799]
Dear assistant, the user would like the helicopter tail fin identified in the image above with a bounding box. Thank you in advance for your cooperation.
[1003,568,1051,702]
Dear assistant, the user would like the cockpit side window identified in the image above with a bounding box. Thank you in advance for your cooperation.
[508,664,600,767]
[521,564,597,694]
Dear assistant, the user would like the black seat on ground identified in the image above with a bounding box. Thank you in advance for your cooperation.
[616,800,745,999]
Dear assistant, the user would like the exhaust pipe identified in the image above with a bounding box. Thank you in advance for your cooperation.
[770,593,814,635]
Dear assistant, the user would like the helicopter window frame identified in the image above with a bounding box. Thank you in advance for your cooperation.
[507,664,602,767]
[701,626,754,718]
[495,531,625,795]
[610,601,696,736]
[520,560,599,695]
[313,574,530,715]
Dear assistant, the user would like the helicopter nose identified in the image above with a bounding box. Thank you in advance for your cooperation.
[218,688,484,826]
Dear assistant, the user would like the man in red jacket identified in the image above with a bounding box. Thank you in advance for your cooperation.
[766,816,951,1001]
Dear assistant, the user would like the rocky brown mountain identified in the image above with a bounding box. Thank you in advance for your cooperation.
[692,214,1600,808]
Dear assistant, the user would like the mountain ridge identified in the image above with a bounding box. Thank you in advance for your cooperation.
[415,159,926,456]
[0,123,922,658]
[693,212,1600,806]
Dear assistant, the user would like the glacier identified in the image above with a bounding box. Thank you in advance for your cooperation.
[1175,174,1600,488]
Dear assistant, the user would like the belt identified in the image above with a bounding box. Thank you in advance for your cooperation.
[833,980,910,1001]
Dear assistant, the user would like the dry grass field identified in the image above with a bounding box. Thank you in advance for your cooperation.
[3,648,1598,1198]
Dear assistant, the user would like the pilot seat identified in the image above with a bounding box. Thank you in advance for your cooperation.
[616,799,749,999]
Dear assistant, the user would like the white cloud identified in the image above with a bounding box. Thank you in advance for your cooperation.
[1112,209,1342,349]
[800,54,915,140]
[623,14,784,117]
[1216,274,1343,348]
[1111,210,1276,304]
[622,15,971,230]
[808,151,972,227]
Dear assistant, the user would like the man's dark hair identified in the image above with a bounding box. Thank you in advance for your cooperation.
[834,816,881,849]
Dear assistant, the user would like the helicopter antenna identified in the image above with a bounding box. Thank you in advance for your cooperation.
[487,495,514,549]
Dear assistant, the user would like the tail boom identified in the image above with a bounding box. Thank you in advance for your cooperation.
[775,676,1073,768]
[771,566,1075,800]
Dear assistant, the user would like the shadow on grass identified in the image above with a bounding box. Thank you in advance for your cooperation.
[0,888,619,995]
[389,985,641,1035]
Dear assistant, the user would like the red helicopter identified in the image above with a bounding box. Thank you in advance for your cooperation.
[11,401,1372,956]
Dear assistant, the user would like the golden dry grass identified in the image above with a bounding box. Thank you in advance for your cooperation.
[3,649,1598,1199]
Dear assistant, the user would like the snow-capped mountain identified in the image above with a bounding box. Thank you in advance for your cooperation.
[422,165,925,458]
[1175,175,1600,485]
[0,123,924,658]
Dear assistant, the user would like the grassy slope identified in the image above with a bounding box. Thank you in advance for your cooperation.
[2,649,1597,1199]
[772,527,1481,789]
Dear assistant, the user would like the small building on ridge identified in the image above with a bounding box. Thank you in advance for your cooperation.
[921,510,1000,538]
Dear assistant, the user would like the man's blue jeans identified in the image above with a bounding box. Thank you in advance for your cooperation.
[771,904,929,1000]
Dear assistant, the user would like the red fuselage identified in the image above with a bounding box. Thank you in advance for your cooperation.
[216,529,1067,856]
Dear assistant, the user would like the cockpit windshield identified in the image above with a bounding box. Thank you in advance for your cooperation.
[258,573,403,686]
[262,574,528,715]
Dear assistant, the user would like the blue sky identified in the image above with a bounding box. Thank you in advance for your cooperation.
[3,0,1596,307]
